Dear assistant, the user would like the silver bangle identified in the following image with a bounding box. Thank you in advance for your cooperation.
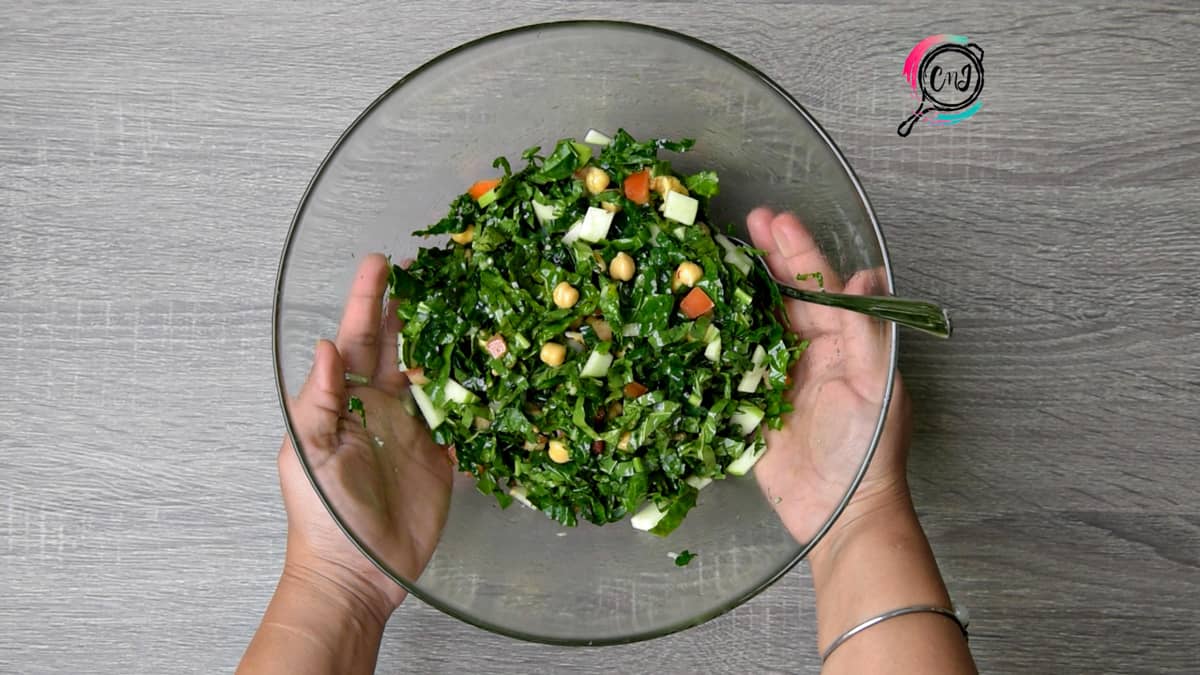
[821,604,969,663]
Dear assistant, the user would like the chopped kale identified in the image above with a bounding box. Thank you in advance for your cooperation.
[390,129,805,535]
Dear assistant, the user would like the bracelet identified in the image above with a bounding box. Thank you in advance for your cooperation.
[820,604,969,663]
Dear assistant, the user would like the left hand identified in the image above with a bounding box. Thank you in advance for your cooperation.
[277,254,453,621]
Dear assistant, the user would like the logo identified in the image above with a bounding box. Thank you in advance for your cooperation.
[898,35,984,137]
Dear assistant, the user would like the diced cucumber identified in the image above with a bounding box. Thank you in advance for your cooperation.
[477,188,498,208]
[737,345,768,391]
[410,384,445,429]
[561,219,584,245]
[730,402,765,436]
[443,378,477,404]
[715,233,737,255]
[584,129,613,146]
[736,368,763,393]
[631,502,667,531]
[508,485,536,510]
[726,440,767,476]
[734,287,753,308]
[703,325,720,344]
[704,337,722,362]
[531,200,561,225]
[715,234,753,276]
[511,332,531,352]
[571,141,593,165]
[751,344,767,366]
[684,475,713,490]
[580,349,614,378]
[725,250,753,276]
[622,323,641,337]
[687,391,702,407]
[662,191,699,225]
[578,206,615,243]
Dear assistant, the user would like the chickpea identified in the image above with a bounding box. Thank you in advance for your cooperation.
[609,252,636,281]
[450,224,475,245]
[583,166,611,195]
[672,261,704,291]
[651,175,688,197]
[553,281,579,309]
[540,342,566,367]
[600,201,620,213]
[548,439,570,464]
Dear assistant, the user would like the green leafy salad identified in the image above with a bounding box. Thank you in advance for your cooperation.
[388,129,806,536]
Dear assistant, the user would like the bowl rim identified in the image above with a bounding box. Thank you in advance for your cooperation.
[272,18,898,646]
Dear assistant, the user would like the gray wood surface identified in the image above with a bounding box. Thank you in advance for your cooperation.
[2,1,1198,673]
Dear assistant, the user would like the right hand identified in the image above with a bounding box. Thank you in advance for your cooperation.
[746,208,913,547]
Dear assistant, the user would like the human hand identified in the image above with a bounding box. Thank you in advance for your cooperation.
[746,209,913,547]
[277,253,452,622]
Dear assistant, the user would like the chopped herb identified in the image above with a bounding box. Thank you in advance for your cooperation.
[683,171,719,199]
[347,396,367,428]
[795,271,825,290]
[389,129,805,535]
[674,550,697,567]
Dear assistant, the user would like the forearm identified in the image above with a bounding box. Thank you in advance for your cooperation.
[238,564,395,675]
[809,491,975,674]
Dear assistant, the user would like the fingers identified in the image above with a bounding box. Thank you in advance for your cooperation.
[840,267,893,377]
[374,296,408,397]
[753,210,844,293]
[293,339,348,461]
[335,253,391,377]
[747,208,843,336]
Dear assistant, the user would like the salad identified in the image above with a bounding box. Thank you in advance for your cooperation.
[389,129,806,535]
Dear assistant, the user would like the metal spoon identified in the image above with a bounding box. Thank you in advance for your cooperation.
[727,236,952,338]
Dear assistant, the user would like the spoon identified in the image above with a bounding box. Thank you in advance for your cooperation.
[726,236,952,338]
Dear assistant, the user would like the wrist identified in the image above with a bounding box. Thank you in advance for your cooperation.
[240,562,393,674]
[810,480,913,572]
[281,555,402,629]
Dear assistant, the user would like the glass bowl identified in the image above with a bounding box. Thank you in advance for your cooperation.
[274,20,896,645]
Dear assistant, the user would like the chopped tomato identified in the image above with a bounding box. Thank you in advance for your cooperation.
[679,287,715,319]
[623,169,650,205]
[623,381,649,398]
[468,178,502,200]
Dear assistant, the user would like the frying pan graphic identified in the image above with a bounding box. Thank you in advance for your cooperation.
[898,42,984,137]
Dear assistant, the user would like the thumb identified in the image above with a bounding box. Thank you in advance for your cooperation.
[293,339,348,457]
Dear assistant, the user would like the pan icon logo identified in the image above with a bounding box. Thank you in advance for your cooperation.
[899,35,984,137]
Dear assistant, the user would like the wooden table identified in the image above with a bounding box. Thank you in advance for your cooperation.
[3,2,1197,672]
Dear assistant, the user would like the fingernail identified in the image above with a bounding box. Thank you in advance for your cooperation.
[772,216,811,258]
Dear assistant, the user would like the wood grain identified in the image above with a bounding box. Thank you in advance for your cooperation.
[2,1,1197,673]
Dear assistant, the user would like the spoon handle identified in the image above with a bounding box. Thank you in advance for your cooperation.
[776,286,952,338]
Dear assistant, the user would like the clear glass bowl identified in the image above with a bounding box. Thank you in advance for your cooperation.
[274,20,896,645]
